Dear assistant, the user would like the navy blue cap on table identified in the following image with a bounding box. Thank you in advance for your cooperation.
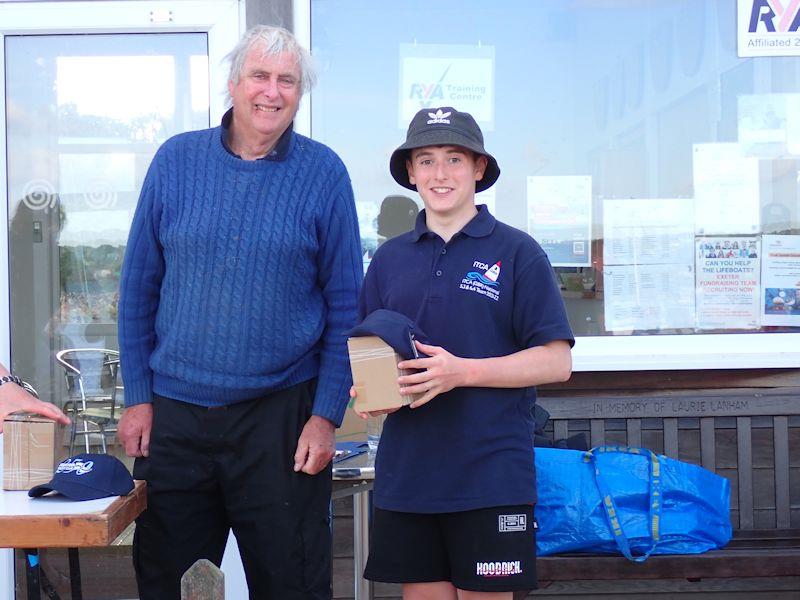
[389,106,500,193]
[28,453,134,501]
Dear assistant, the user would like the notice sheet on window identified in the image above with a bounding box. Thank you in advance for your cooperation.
[695,237,761,330]
[761,235,800,326]
[603,198,694,265]
[737,93,800,158]
[692,143,760,235]
[603,264,695,332]
[475,186,496,215]
[602,198,695,331]
[527,175,592,267]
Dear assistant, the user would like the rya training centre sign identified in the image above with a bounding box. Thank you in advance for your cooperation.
[398,43,494,130]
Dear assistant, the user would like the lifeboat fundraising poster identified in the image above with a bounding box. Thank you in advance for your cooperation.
[696,237,761,330]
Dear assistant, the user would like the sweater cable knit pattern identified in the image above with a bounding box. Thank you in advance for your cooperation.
[118,125,362,426]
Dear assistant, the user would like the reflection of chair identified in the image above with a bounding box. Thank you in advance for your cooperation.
[55,348,121,455]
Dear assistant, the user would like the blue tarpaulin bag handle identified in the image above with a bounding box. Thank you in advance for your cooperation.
[585,445,663,562]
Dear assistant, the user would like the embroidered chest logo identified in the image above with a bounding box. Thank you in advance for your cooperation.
[459,260,501,302]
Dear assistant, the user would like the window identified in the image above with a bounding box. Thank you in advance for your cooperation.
[1,0,239,402]
[0,2,239,597]
[6,32,208,406]
[299,0,800,369]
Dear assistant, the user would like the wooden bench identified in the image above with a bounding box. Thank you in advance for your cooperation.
[532,389,800,591]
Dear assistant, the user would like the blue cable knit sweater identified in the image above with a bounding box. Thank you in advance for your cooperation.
[118,125,362,425]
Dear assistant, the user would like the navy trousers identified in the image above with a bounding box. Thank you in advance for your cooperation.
[132,381,332,600]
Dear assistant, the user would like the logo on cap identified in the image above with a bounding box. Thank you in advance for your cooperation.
[56,457,94,476]
[427,109,451,125]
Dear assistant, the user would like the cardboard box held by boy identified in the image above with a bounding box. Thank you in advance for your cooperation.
[347,336,422,413]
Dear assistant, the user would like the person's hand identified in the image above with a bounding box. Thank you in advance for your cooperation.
[0,384,70,433]
[349,386,399,420]
[396,340,469,409]
[294,415,335,475]
[118,403,153,458]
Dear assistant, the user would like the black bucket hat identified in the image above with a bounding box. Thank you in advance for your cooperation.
[390,107,500,193]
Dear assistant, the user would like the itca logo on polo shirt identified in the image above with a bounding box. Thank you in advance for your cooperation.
[459,260,501,302]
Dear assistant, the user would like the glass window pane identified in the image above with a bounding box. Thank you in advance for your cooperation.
[6,32,209,405]
[310,0,800,341]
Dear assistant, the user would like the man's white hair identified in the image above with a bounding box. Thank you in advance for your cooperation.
[224,25,316,103]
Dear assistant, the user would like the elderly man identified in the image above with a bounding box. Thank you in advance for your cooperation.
[118,25,361,599]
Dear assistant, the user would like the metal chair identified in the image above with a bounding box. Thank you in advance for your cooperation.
[55,348,121,455]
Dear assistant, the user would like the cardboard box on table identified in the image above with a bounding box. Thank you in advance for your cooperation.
[347,335,421,414]
[3,413,66,490]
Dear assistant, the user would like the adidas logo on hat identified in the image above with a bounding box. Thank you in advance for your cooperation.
[28,453,134,501]
[426,109,451,124]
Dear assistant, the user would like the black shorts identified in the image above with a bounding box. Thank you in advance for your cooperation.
[364,504,537,592]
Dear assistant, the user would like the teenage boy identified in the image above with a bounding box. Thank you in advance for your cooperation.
[354,107,574,599]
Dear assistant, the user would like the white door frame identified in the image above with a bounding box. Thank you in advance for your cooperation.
[0,2,243,597]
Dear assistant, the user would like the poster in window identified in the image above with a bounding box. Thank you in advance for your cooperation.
[761,234,800,326]
[527,176,592,267]
[695,237,761,330]
[692,143,759,235]
[603,264,695,332]
[602,198,695,331]
[737,93,800,158]
[398,43,494,130]
[475,186,496,215]
[603,198,694,266]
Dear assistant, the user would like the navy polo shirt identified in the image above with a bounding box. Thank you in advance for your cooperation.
[219,107,293,161]
[359,205,574,513]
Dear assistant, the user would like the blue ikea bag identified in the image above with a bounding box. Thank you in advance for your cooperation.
[535,446,732,560]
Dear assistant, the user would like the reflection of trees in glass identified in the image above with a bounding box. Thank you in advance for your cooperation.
[58,103,129,137]
[59,244,124,324]
[58,102,166,143]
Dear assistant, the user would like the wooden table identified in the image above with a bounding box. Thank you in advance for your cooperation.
[0,480,146,600]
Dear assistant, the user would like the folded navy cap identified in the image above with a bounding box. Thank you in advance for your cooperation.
[347,309,428,360]
[29,453,134,501]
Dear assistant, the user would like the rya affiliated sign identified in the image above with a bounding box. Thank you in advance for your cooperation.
[738,0,800,56]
